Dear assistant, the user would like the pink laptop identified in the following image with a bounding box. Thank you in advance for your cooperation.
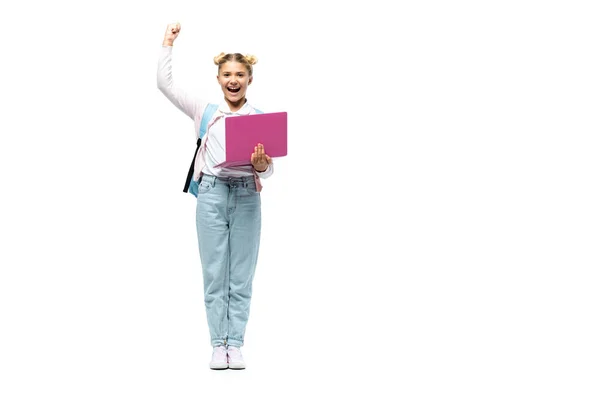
[215,112,288,168]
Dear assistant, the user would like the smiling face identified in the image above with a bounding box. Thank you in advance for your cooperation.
[217,61,253,112]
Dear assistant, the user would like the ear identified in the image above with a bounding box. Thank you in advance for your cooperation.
[249,76,253,85]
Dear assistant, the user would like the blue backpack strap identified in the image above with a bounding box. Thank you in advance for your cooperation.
[183,103,219,195]
[199,103,219,139]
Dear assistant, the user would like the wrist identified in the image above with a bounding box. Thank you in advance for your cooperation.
[162,40,174,46]
[254,166,267,173]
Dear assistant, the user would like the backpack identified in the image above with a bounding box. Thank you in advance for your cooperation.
[183,103,263,197]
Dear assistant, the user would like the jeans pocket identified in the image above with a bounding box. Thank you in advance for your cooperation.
[198,180,213,194]
[244,184,259,196]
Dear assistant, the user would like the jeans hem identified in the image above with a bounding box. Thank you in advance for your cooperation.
[227,339,244,347]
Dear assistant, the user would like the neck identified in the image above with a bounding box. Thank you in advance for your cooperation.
[226,97,247,112]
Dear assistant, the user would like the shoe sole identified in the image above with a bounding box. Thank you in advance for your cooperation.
[209,363,228,370]
[228,363,246,370]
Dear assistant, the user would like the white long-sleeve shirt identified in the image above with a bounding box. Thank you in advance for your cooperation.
[157,45,274,181]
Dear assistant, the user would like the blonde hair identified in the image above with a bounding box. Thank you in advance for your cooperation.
[213,52,257,75]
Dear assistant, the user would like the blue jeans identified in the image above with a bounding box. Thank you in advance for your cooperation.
[195,174,261,347]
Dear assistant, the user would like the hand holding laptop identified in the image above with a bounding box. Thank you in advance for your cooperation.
[214,112,287,168]
[251,143,272,172]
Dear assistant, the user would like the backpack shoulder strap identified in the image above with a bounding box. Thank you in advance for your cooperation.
[199,103,219,139]
[184,103,218,195]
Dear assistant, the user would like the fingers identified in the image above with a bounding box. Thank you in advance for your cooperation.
[253,145,263,160]
[255,144,272,160]
[167,22,181,35]
[251,150,263,164]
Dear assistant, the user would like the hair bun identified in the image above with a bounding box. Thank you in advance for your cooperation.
[244,54,258,65]
[213,52,227,65]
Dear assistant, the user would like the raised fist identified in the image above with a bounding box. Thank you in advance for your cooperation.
[163,22,181,44]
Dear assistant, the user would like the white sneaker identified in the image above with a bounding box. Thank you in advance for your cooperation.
[209,345,228,370]
[227,346,246,369]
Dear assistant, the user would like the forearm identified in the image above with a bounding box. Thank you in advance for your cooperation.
[157,44,204,119]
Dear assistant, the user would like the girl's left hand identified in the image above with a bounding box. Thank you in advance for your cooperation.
[251,143,272,172]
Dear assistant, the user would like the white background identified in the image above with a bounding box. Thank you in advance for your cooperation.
[1,0,599,398]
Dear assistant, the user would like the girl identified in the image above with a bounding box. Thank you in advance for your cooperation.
[157,22,273,370]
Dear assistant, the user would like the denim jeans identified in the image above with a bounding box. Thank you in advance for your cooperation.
[195,173,261,347]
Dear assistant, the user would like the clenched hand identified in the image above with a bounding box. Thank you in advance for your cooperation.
[163,22,181,46]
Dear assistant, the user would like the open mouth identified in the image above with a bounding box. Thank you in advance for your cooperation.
[227,87,241,93]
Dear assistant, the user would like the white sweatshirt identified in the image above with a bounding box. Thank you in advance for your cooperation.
[157,45,274,181]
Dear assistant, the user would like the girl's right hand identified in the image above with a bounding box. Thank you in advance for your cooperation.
[163,22,181,45]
